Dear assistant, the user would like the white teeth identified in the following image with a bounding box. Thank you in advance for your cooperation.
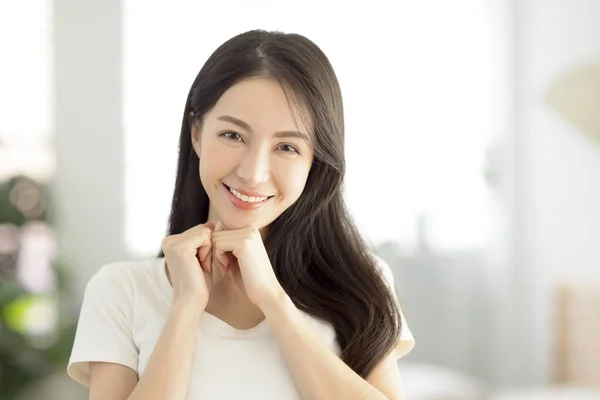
[229,187,268,203]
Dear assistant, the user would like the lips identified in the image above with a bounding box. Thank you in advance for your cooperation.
[222,183,274,211]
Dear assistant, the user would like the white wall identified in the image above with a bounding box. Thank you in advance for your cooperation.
[45,0,127,398]
[520,0,600,384]
[53,0,128,294]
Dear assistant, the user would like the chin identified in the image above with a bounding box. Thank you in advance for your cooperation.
[217,213,270,231]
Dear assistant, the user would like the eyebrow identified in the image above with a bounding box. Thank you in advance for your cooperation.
[217,115,311,143]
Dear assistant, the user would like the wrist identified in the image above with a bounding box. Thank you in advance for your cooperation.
[259,286,292,317]
[171,295,206,319]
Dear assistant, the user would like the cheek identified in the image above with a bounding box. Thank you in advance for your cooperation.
[279,162,312,202]
[198,158,219,195]
[198,159,209,189]
[198,138,226,185]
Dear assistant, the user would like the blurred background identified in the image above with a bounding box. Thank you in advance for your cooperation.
[1,0,599,399]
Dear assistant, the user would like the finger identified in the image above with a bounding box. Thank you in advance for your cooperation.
[189,233,211,273]
[213,237,243,276]
[195,248,207,273]
[204,221,215,230]
[198,243,211,262]
[214,220,236,234]
[214,260,226,277]
[207,251,213,274]
[194,226,214,273]
[211,226,252,239]
[166,235,211,275]
[210,230,234,239]
[211,256,225,277]
[182,222,215,237]
[199,243,212,273]
[212,238,231,276]
[212,224,225,275]
[214,246,229,276]
[176,232,211,256]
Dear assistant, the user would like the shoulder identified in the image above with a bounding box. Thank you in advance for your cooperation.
[370,253,396,287]
[84,258,160,300]
[370,253,416,357]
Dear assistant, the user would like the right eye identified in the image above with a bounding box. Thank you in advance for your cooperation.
[219,131,243,142]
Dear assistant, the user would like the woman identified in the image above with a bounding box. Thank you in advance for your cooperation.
[68,29,415,400]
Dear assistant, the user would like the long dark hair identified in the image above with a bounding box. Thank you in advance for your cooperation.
[159,29,402,378]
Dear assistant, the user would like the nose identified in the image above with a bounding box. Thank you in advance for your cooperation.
[236,145,270,187]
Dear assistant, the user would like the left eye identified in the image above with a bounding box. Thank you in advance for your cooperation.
[221,131,242,141]
[278,144,300,154]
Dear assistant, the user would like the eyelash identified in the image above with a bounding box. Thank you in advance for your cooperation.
[220,131,243,142]
[219,131,301,155]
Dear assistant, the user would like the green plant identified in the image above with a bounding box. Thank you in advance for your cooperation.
[0,176,77,400]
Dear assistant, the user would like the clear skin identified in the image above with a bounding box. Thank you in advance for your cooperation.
[189,76,314,309]
[88,76,404,400]
[162,76,315,321]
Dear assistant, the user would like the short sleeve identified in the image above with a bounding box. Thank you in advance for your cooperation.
[373,254,415,360]
[67,263,139,387]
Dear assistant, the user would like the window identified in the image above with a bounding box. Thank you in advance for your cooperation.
[0,0,54,182]
[124,0,510,256]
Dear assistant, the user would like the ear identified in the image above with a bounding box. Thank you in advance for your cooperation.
[189,112,202,156]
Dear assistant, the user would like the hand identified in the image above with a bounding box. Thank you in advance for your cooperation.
[161,222,215,306]
[211,221,283,307]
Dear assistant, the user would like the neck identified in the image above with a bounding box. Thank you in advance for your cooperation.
[207,203,219,226]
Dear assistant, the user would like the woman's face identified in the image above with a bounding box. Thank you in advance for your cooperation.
[191,77,314,231]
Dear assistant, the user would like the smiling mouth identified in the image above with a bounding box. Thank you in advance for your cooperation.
[222,184,274,204]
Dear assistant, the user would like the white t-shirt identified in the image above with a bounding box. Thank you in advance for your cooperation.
[67,256,414,399]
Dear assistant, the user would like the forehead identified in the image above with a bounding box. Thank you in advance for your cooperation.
[206,76,312,136]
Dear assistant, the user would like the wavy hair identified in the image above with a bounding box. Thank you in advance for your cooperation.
[159,29,402,378]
